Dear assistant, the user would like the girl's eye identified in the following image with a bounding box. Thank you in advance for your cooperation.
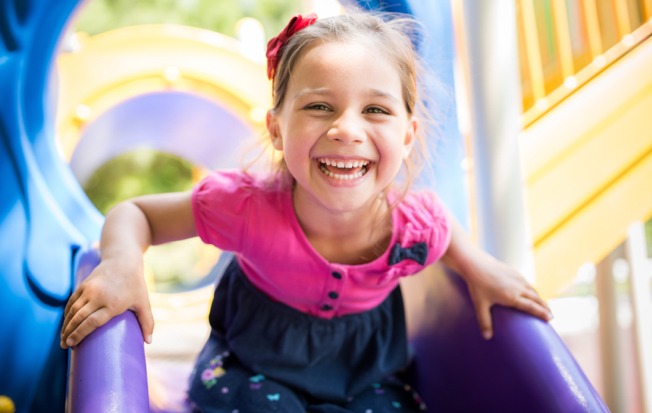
[365,107,389,114]
[305,104,331,111]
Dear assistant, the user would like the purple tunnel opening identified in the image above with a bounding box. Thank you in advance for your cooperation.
[69,91,257,184]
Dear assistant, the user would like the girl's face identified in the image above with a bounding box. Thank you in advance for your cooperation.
[267,40,418,217]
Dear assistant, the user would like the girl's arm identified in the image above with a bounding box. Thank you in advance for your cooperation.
[440,217,552,340]
[60,191,196,349]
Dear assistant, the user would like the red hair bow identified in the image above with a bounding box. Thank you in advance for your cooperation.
[266,13,318,80]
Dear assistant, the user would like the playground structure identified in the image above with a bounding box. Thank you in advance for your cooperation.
[1,0,651,411]
[55,24,269,183]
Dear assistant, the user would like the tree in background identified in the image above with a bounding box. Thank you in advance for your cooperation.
[83,149,195,215]
[73,0,304,38]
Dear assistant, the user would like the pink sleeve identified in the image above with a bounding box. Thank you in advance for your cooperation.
[400,191,452,266]
[191,170,254,252]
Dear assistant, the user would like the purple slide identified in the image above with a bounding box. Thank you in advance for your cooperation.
[67,246,610,412]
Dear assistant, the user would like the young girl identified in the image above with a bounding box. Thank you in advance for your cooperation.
[61,12,551,413]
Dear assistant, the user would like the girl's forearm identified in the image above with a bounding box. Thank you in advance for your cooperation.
[99,201,153,262]
[440,217,495,282]
[98,192,197,261]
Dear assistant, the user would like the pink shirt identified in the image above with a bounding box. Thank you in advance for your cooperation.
[192,170,451,319]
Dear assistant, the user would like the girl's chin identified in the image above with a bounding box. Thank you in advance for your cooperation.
[301,187,383,215]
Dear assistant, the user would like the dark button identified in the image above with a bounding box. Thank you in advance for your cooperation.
[328,291,339,299]
[321,304,333,311]
[332,271,342,279]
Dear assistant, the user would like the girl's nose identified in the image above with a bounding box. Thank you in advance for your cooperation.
[326,111,365,144]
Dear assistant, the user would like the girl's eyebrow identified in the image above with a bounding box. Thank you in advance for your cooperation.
[293,87,401,103]
[367,89,401,104]
[292,87,331,100]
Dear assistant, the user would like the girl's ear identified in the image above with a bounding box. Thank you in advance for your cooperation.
[266,110,283,150]
[403,116,418,159]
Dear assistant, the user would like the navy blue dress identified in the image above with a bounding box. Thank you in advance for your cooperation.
[187,259,427,412]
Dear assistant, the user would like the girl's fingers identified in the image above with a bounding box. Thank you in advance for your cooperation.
[61,296,90,343]
[63,287,82,317]
[61,304,112,348]
[62,288,90,331]
[61,296,88,336]
[61,299,89,348]
[61,298,101,348]
[473,299,494,340]
[133,302,155,344]
[522,288,553,317]
[515,295,552,321]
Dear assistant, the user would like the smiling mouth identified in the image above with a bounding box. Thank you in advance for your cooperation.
[317,158,371,180]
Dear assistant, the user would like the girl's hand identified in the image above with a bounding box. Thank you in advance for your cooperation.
[60,255,154,349]
[464,255,552,340]
[59,193,195,349]
[441,216,552,340]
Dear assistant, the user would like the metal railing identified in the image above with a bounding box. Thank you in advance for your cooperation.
[517,0,652,126]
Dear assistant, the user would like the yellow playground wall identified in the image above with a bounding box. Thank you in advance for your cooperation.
[521,35,652,298]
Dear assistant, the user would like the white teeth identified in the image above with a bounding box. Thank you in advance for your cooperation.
[316,158,371,180]
[319,163,367,180]
[317,158,370,169]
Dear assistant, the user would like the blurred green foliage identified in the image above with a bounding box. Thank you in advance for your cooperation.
[83,149,194,215]
[144,237,213,292]
[73,0,303,37]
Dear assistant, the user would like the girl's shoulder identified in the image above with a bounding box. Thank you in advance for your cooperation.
[193,170,291,221]
[196,170,288,197]
[192,170,291,251]
[393,189,447,225]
